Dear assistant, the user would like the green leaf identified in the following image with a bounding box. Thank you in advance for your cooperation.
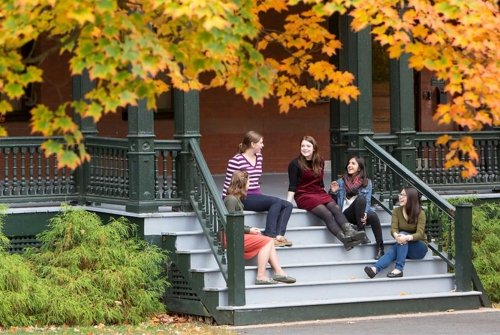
[4,82,24,98]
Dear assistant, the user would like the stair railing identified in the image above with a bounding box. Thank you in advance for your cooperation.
[187,138,245,306]
[363,136,490,307]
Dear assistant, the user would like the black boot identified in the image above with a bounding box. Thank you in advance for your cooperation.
[341,223,366,241]
[375,244,384,260]
[360,231,371,244]
[336,231,361,251]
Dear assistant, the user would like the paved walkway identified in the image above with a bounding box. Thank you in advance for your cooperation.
[229,308,500,335]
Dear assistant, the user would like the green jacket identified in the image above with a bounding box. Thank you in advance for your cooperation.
[391,206,427,242]
[223,195,252,234]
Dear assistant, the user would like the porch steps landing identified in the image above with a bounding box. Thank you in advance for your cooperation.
[154,208,482,325]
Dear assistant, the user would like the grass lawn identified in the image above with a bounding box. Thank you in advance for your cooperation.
[1,314,237,335]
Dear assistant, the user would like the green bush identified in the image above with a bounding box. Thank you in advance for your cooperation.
[469,201,500,303]
[0,207,169,327]
[434,198,500,303]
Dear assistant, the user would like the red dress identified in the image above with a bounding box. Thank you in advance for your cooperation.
[244,234,271,260]
[293,161,333,211]
[224,195,272,260]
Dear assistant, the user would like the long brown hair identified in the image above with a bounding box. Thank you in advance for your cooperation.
[238,130,262,153]
[343,156,369,187]
[297,135,322,176]
[227,170,248,199]
[403,187,422,225]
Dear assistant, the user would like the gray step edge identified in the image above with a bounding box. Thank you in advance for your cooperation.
[216,291,483,311]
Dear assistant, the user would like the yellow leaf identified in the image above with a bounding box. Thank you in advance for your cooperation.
[436,135,451,146]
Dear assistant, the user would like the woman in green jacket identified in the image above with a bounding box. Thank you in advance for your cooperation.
[364,187,427,278]
[225,170,296,285]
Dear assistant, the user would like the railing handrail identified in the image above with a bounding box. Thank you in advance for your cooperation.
[364,136,456,219]
[188,138,228,221]
[188,138,229,283]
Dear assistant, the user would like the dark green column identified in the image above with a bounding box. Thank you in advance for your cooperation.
[330,15,373,177]
[390,54,416,171]
[72,71,97,204]
[173,89,201,210]
[126,99,158,213]
[454,203,473,292]
[226,213,246,306]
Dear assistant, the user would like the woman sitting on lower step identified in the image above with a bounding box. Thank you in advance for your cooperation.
[364,187,428,279]
[224,170,296,285]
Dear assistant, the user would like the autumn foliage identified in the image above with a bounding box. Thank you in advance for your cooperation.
[0,0,498,176]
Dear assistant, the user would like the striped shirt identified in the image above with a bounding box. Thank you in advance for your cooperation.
[222,153,263,197]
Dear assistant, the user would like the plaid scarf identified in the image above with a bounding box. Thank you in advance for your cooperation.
[344,174,362,198]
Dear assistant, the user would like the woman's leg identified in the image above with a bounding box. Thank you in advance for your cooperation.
[393,232,427,271]
[277,200,293,237]
[268,243,286,276]
[407,240,428,260]
[374,243,397,272]
[256,240,274,280]
[310,204,359,250]
[310,204,342,235]
[366,211,384,259]
[326,202,366,241]
[242,194,284,237]
[393,242,409,271]
[343,197,366,230]
[367,211,383,246]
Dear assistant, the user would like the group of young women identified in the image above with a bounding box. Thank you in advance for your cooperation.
[222,130,428,285]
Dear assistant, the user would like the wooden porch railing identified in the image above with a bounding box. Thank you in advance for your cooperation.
[0,136,184,208]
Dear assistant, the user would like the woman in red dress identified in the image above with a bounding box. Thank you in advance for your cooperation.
[224,170,296,285]
[287,136,366,250]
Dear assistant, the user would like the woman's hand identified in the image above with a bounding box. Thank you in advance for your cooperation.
[249,227,261,235]
[361,212,367,225]
[330,181,339,193]
[395,234,413,244]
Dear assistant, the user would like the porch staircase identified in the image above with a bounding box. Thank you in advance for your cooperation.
[157,206,483,325]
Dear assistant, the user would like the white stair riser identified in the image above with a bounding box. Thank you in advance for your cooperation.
[167,225,393,250]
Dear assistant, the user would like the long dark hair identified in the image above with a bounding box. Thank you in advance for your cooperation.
[403,187,422,225]
[297,135,322,176]
[343,156,369,187]
[238,130,262,153]
[227,170,248,200]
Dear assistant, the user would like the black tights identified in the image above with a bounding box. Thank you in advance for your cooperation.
[310,202,349,236]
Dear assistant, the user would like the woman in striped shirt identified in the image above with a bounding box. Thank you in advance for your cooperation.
[222,131,293,247]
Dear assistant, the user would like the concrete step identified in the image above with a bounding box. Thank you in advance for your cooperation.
[214,290,483,314]
[177,243,433,269]
[162,224,393,250]
[194,257,448,287]
[211,274,456,306]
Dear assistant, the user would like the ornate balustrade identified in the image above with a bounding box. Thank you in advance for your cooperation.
[0,136,184,208]
[414,131,499,191]
[0,137,76,203]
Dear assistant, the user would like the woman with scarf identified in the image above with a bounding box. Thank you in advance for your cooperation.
[287,136,366,251]
[330,156,384,259]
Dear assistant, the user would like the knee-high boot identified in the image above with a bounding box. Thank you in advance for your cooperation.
[341,223,366,241]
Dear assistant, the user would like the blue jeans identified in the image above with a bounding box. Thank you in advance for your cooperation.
[242,194,293,237]
[374,232,428,272]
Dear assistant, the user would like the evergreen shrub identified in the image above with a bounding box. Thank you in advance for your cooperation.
[0,207,169,327]
[428,198,500,303]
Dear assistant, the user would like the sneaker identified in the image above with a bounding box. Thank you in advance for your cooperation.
[274,238,286,247]
[281,237,293,247]
[272,274,296,284]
